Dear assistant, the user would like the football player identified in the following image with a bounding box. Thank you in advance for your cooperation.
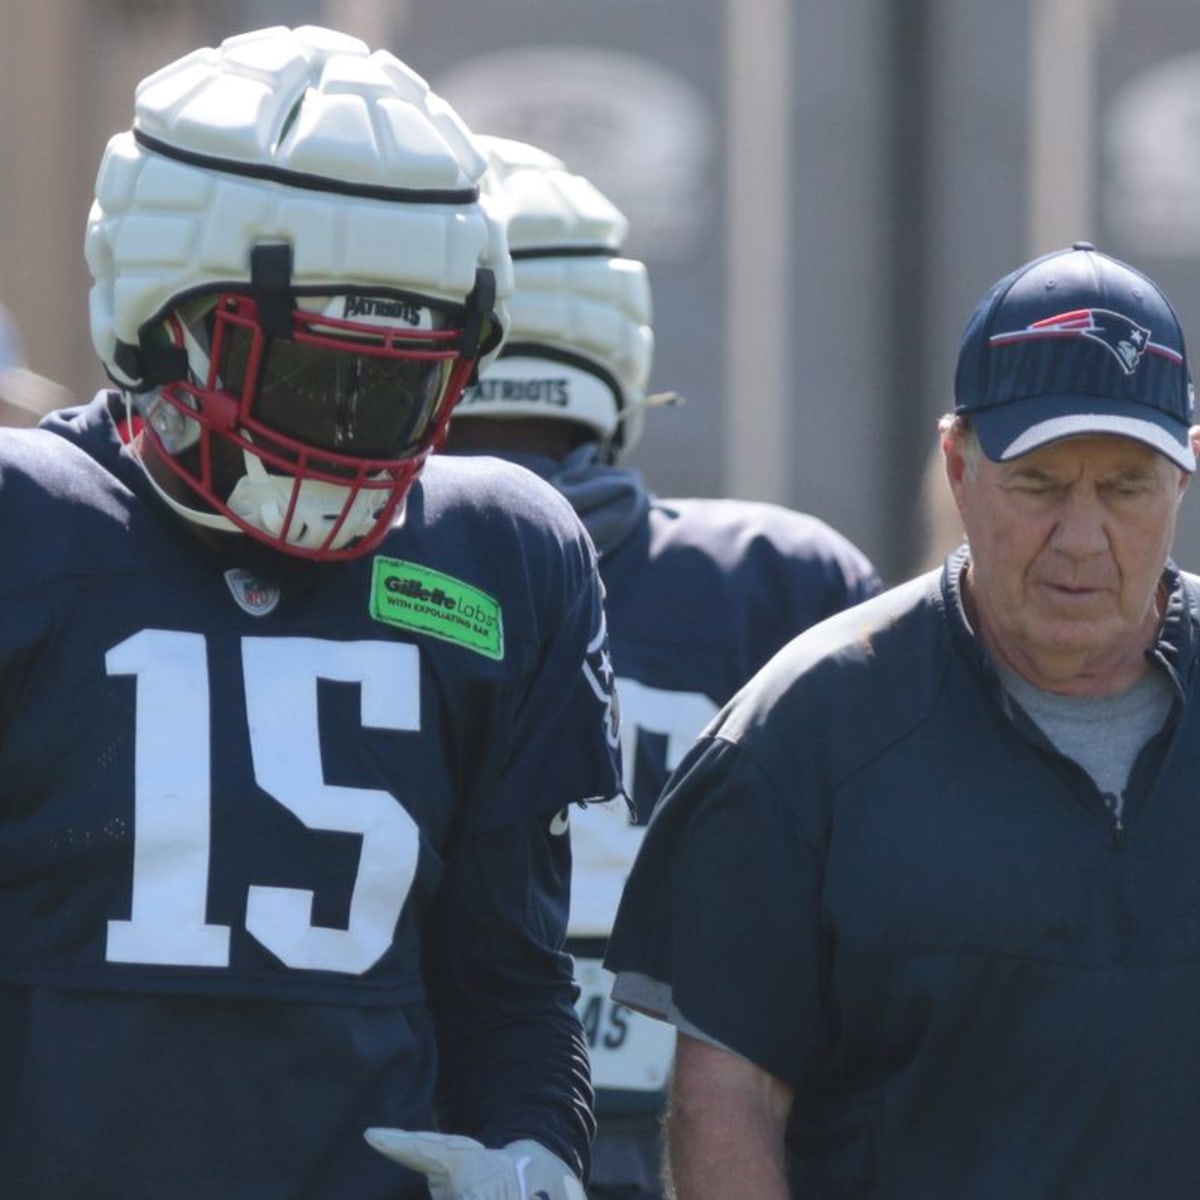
[0,27,619,1200]
[444,135,883,1200]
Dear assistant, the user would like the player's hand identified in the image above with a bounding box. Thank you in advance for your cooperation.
[364,1128,586,1200]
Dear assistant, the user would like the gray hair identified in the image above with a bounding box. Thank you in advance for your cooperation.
[937,413,982,478]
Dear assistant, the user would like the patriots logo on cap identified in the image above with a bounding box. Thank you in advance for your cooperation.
[990,308,1167,375]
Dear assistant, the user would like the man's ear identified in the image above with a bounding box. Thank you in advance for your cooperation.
[1181,426,1200,498]
[942,430,971,518]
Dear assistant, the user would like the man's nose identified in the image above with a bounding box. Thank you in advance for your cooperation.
[1050,488,1109,556]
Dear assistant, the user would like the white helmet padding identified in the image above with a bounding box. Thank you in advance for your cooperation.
[83,25,515,561]
[86,24,512,389]
[454,134,652,455]
[466,354,626,433]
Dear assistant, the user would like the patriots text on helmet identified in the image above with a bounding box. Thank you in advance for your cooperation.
[343,297,425,326]
[466,377,571,406]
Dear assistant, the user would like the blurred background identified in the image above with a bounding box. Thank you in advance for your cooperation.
[3,0,1200,582]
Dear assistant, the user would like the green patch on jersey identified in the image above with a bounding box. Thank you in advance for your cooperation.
[369,557,504,660]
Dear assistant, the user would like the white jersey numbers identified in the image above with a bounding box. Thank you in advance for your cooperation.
[104,630,421,975]
[106,630,229,967]
[568,677,718,937]
[614,677,718,788]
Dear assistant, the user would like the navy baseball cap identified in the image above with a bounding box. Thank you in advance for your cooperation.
[954,242,1195,471]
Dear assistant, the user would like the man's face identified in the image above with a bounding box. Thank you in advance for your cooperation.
[947,432,1189,695]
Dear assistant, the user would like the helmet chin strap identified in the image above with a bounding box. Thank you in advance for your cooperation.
[599,390,685,463]
[621,389,685,420]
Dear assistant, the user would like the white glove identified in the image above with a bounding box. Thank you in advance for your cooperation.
[363,1128,586,1200]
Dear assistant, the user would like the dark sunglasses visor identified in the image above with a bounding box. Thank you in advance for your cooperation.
[220,322,452,460]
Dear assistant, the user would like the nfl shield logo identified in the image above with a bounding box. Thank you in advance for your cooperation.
[224,568,281,617]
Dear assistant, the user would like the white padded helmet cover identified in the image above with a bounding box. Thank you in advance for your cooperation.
[86,25,512,387]
[459,135,652,449]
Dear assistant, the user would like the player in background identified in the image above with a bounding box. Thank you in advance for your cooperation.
[443,135,883,1200]
[0,27,620,1200]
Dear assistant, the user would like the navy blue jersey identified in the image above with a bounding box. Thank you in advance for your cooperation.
[0,393,620,1199]
[569,494,883,936]
[601,495,882,812]
[566,492,881,1192]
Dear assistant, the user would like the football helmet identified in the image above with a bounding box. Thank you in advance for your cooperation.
[453,135,652,458]
[85,25,512,560]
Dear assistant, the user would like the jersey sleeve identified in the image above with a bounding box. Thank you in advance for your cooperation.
[420,491,620,1177]
[604,734,824,1092]
[473,547,624,831]
[774,514,884,633]
[424,807,594,1178]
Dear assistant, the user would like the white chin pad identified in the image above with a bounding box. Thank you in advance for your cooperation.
[225,453,385,551]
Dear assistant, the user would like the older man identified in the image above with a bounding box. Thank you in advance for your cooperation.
[606,243,1200,1198]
